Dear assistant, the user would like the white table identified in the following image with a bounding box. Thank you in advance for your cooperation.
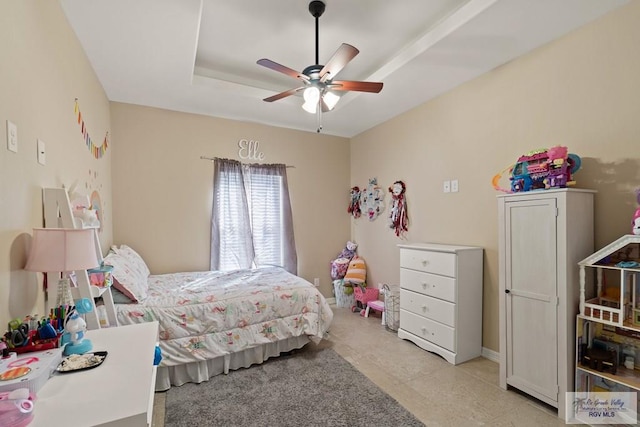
[31,322,159,427]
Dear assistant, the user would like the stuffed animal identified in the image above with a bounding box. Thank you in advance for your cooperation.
[330,241,358,280]
[337,241,357,259]
[633,215,640,236]
[344,256,366,286]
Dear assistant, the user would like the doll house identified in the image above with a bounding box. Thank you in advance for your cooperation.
[579,235,640,327]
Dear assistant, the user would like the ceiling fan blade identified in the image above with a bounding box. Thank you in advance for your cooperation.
[329,80,383,93]
[319,43,359,82]
[257,59,310,82]
[263,87,304,102]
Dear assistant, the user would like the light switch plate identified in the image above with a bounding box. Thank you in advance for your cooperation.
[37,139,46,165]
[6,120,17,153]
[443,180,451,193]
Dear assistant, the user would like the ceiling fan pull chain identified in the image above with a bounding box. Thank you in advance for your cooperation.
[316,101,322,133]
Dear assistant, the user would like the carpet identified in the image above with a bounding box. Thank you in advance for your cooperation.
[164,347,425,427]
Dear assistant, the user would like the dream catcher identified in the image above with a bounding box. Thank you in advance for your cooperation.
[347,186,362,219]
[388,180,408,237]
[360,178,385,221]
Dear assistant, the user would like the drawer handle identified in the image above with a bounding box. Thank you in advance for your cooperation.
[421,304,429,312]
[421,260,429,266]
[422,282,427,289]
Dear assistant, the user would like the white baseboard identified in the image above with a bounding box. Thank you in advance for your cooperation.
[482,347,499,363]
[325,297,336,305]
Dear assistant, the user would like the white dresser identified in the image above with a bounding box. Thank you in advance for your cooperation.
[397,243,483,365]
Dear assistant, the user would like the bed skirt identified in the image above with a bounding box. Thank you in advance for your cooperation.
[155,335,311,391]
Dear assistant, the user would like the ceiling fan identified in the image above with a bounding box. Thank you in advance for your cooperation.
[257,0,383,132]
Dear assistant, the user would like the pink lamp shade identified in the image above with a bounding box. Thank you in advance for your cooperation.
[25,228,99,273]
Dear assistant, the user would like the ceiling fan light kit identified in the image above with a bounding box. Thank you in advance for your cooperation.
[302,86,320,113]
[257,0,383,132]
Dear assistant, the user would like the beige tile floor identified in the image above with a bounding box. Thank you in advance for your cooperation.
[152,305,567,426]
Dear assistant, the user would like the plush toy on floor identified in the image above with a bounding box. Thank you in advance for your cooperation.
[330,241,359,307]
[330,241,358,281]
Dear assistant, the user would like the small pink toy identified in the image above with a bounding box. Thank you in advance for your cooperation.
[0,388,35,427]
[632,188,640,235]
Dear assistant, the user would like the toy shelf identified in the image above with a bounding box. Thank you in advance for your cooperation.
[70,281,111,300]
[575,314,640,407]
[576,236,640,405]
[42,187,117,330]
[576,363,640,391]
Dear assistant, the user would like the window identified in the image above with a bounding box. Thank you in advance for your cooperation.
[245,171,284,267]
[210,159,297,274]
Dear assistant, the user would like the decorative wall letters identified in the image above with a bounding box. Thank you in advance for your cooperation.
[238,139,265,161]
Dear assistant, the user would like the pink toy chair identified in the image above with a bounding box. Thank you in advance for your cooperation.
[364,299,386,325]
[352,286,379,314]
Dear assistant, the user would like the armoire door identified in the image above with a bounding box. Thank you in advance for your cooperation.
[505,197,559,405]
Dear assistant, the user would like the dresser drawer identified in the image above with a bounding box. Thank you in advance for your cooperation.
[400,289,455,327]
[400,310,455,352]
[400,268,456,303]
[400,248,456,277]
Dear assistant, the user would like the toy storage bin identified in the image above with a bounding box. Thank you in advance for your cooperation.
[333,279,355,308]
[87,264,114,288]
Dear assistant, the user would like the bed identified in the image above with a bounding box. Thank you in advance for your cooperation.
[102,245,333,391]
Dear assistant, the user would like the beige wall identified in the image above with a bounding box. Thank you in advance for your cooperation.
[110,103,350,297]
[351,1,640,353]
[0,2,112,329]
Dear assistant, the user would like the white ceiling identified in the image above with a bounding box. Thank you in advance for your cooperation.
[60,0,628,138]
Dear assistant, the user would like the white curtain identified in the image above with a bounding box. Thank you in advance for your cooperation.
[210,158,297,274]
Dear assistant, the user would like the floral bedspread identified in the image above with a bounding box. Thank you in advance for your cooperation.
[115,267,333,367]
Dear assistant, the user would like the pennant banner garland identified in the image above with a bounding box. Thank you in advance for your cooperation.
[74,98,109,159]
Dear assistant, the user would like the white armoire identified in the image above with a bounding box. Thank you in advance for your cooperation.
[497,188,594,418]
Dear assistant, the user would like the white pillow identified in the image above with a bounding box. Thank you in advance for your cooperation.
[112,244,151,277]
[103,251,149,303]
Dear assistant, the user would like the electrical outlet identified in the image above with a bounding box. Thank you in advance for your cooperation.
[6,120,17,153]
[443,180,451,193]
[451,179,459,193]
[313,278,320,287]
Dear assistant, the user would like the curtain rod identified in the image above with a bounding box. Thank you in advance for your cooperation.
[200,156,295,168]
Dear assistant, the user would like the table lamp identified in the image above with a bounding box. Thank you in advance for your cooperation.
[25,228,100,308]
